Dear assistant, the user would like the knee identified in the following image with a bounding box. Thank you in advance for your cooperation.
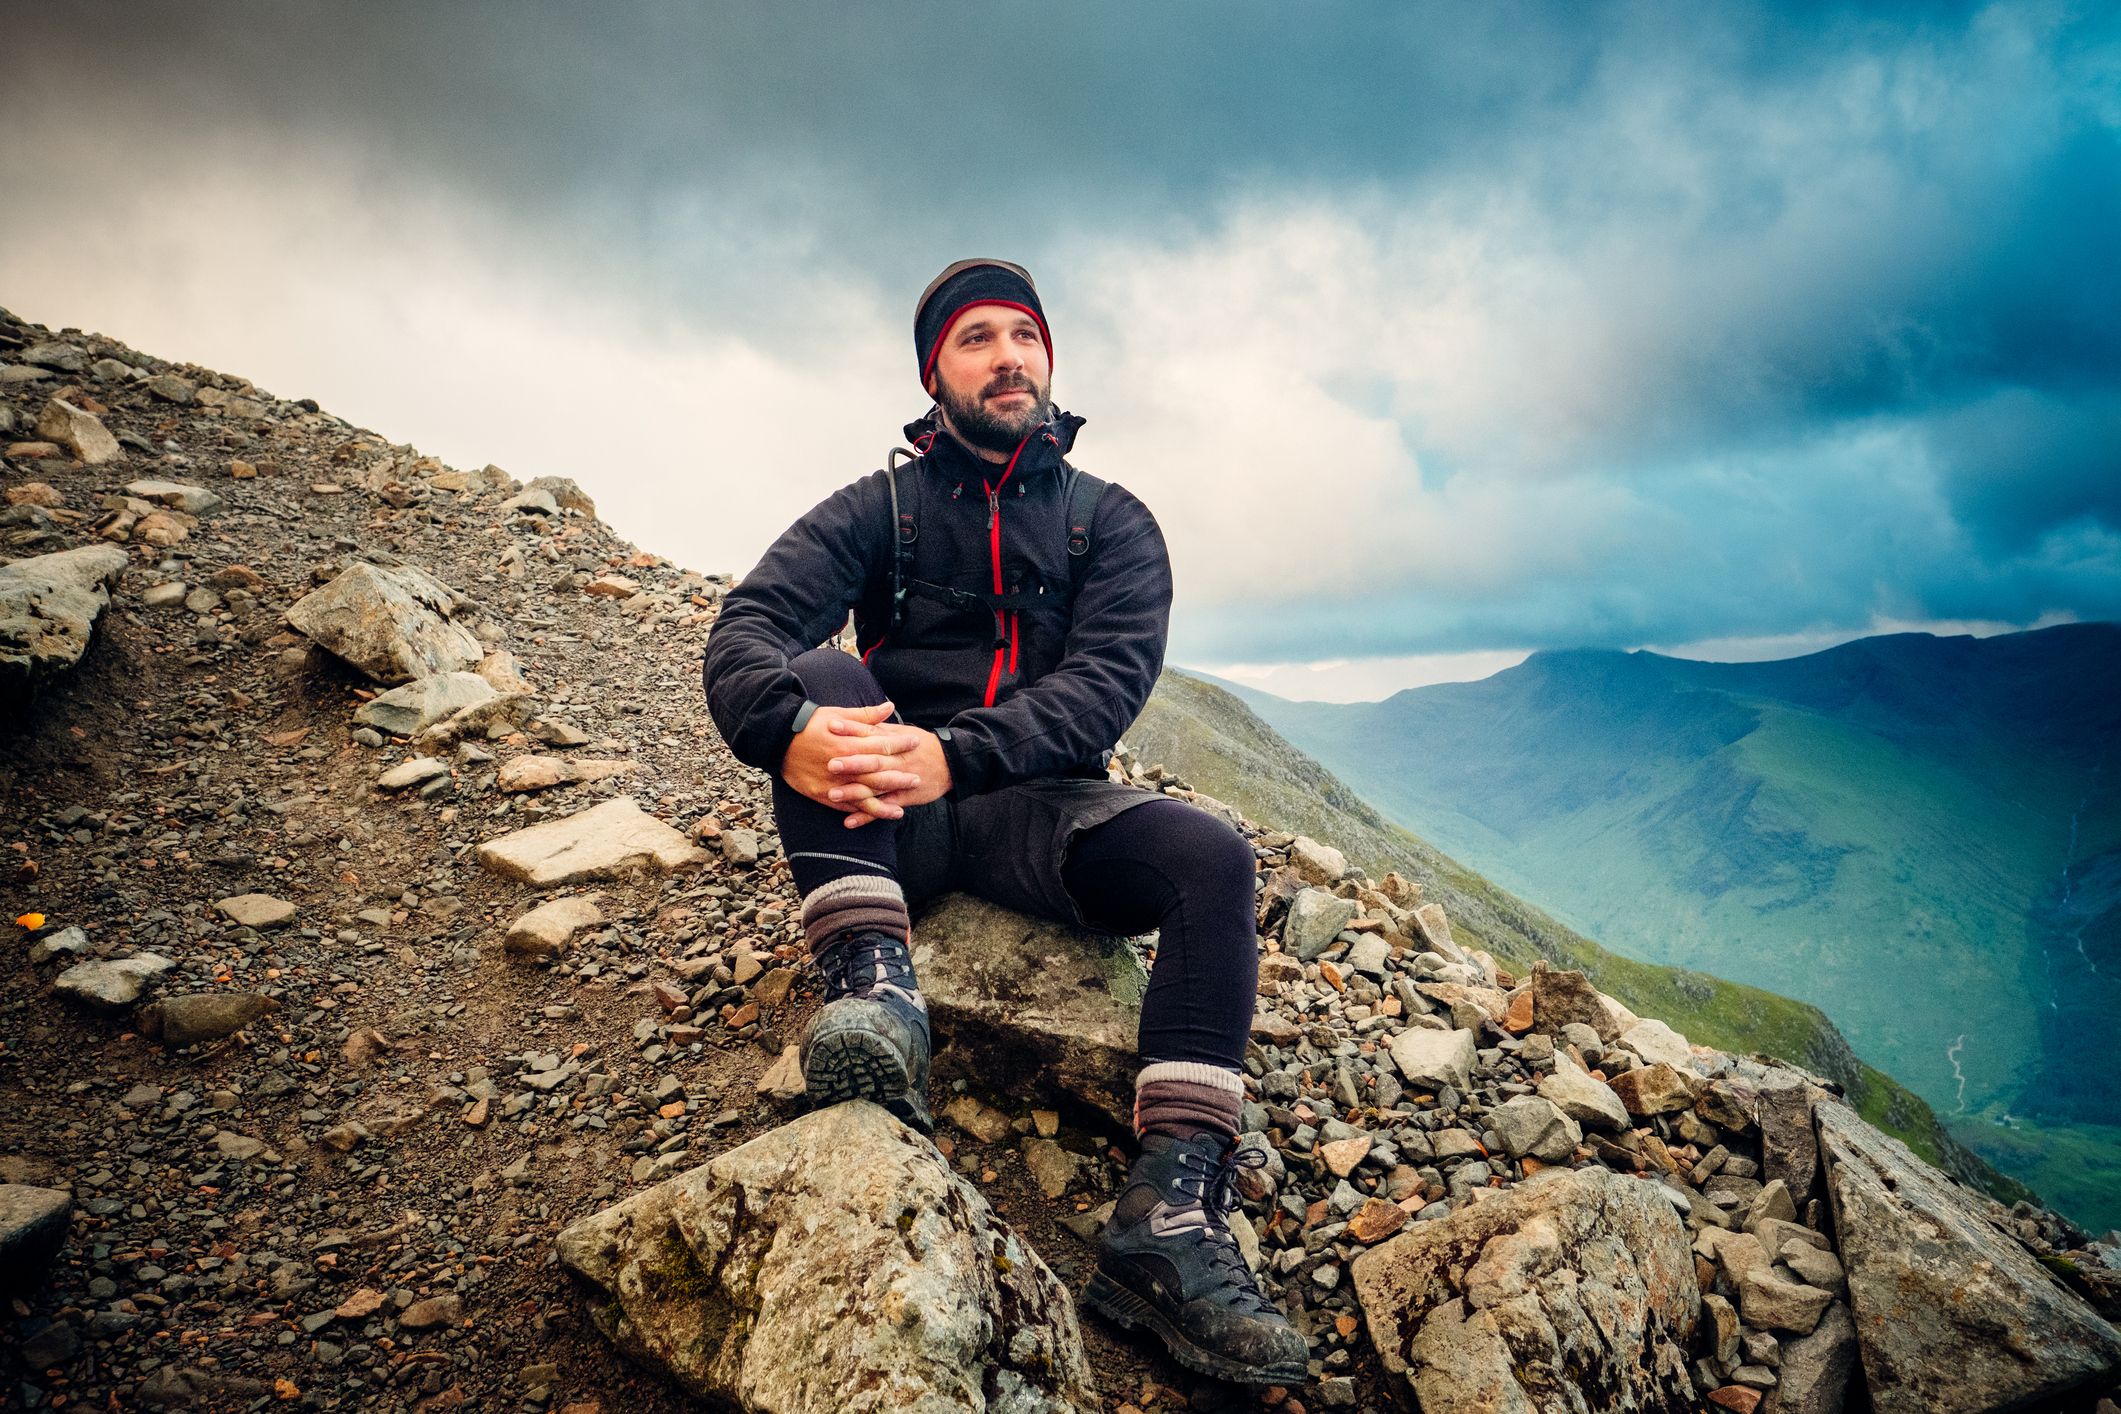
[789,645,886,708]
[1167,806,1260,900]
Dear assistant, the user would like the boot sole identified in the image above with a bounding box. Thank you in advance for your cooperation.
[802,1028,933,1134]
[1083,1270,1309,1387]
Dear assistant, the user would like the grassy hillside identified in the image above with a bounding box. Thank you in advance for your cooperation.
[1207,627,2121,1231]
[1133,666,2028,1202]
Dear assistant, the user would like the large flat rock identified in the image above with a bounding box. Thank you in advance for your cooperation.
[476,797,707,888]
[284,561,483,685]
[1815,1099,2121,1413]
[914,891,1147,1123]
[555,1101,1093,1412]
[1352,1166,1701,1412]
[0,543,129,694]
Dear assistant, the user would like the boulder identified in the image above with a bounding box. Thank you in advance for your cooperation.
[23,341,88,372]
[1537,1055,1633,1132]
[1763,1299,1858,1414]
[1288,835,1347,885]
[1815,1099,2121,1412]
[1491,1094,1582,1163]
[1282,886,1357,960]
[34,398,120,464]
[1351,1166,1700,1412]
[1529,961,1616,1041]
[136,992,276,1048]
[0,1185,72,1292]
[525,475,596,517]
[53,953,173,1011]
[123,478,223,515]
[1410,902,1461,958]
[1609,1063,1696,1116]
[1388,1027,1476,1095]
[354,671,497,735]
[555,1102,1092,1412]
[284,562,483,685]
[1620,1017,1693,1068]
[1756,1078,1825,1201]
[0,543,129,693]
[476,797,708,888]
[914,892,1146,1122]
[505,894,605,957]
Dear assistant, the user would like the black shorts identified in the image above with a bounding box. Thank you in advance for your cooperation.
[894,776,1169,930]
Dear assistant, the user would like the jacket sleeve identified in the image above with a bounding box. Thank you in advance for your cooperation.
[939,483,1173,796]
[701,475,881,774]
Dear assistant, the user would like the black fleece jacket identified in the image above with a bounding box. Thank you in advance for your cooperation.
[700,406,1173,798]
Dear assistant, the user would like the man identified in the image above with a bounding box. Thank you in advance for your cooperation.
[701,259,1307,1385]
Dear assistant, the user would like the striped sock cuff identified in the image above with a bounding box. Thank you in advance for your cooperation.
[1134,1061,1246,1143]
[802,874,910,955]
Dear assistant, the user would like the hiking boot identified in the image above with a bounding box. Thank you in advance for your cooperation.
[1085,1132,1309,1386]
[801,927,932,1133]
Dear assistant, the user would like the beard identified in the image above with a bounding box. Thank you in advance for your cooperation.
[935,369,1052,454]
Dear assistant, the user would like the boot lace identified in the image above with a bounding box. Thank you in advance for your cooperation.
[1173,1143,1278,1316]
[816,929,921,1008]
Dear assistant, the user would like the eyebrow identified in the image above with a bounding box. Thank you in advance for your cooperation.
[954,312,1038,339]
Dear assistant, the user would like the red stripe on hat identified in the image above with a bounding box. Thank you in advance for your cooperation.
[921,300,1054,384]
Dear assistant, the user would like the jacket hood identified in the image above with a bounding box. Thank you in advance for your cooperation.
[900,404,1085,476]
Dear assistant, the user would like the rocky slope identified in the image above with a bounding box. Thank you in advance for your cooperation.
[1129,667,2020,1202]
[3,305,2118,1414]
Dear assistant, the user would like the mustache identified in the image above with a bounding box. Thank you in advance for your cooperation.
[983,376,1039,397]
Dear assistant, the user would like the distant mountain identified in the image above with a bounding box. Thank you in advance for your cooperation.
[1131,666,2021,1202]
[1203,626,2121,1231]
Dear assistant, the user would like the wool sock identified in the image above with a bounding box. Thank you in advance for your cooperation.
[1133,1060,1245,1144]
[801,874,919,1007]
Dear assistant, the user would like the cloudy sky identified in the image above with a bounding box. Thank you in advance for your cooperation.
[4,1,2115,699]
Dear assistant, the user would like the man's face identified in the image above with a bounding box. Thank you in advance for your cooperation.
[925,302,1053,454]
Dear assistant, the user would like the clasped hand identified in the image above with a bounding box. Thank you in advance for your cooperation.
[779,700,952,829]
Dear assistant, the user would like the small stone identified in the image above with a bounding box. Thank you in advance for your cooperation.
[943,1095,1013,1145]
[53,953,174,1011]
[376,756,450,791]
[1021,1137,1080,1198]
[216,893,296,928]
[398,1293,462,1329]
[1346,1197,1408,1245]
[1320,1134,1372,1178]
[504,894,604,956]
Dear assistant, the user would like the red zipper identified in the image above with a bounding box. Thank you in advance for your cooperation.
[980,436,1030,707]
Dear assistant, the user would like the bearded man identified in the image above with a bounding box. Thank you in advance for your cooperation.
[701,258,1307,1385]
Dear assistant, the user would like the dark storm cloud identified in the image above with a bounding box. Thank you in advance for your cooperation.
[4,0,2116,666]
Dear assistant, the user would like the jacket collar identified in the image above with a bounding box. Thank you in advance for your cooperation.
[901,404,1083,484]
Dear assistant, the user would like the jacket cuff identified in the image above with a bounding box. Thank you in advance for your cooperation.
[790,699,820,736]
[937,726,981,800]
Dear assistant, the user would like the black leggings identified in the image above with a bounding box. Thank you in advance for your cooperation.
[769,647,1258,1068]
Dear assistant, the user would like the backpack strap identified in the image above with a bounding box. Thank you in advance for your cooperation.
[1060,458,1108,597]
[882,451,1107,627]
[884,447,921,629]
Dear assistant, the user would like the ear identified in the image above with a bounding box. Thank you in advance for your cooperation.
[923,371,937,399]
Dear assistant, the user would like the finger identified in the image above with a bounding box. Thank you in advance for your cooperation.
[827,747,909,775]
[828,701,893,720]
[843,769,921,794]
[827,772,921,803]
[825,717,884,736]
